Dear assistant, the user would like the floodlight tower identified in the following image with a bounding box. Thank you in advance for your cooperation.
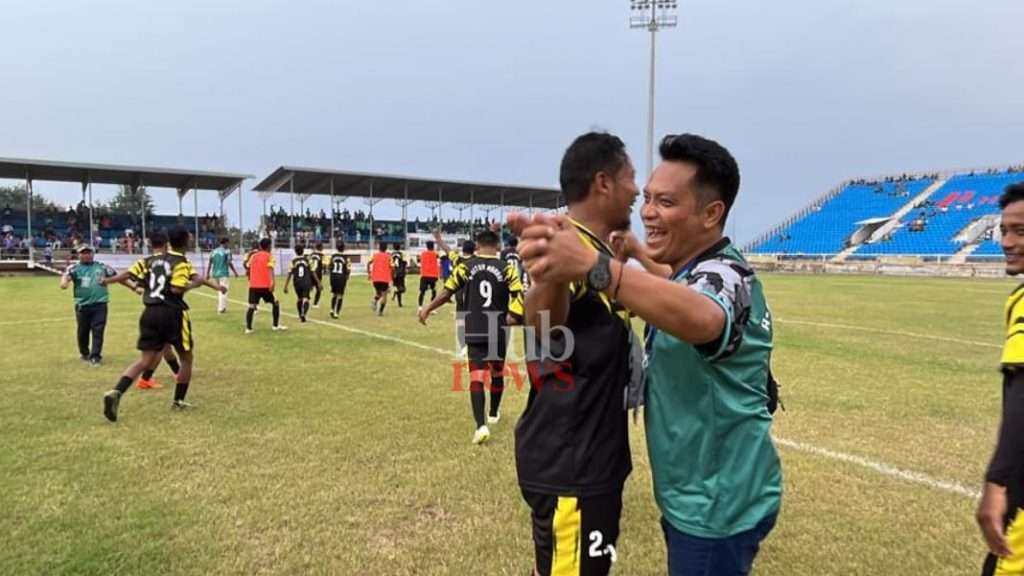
[630,0,677,178]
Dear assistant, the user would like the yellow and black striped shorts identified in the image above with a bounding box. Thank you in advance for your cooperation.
[984,507,1024,576]
[137,306,193,353]
[522,490,622,576]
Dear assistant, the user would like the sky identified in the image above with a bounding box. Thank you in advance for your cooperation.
[2,0,1023,245]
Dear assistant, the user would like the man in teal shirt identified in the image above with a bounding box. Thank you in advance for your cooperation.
[513,133,781,575]
[61,245,116,367]
[205,237,239,313]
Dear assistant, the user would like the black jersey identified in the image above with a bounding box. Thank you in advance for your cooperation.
[515,220,633,497]
[391,251,407,279]
[501,246,526,284]
[443,254,523,343]
[289,255,314,289]
[328,252,351,278]
[127,251,196,310]
[309,251,325,276]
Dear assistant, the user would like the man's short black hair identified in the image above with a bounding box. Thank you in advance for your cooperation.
[259,238,271,251]
[560,132,629,204]
[336,240,345,251]
[462,240,476,255]
[426,240,435,250]
[295,244,305,255]
[475,229,499,247]
[315,241,323,250]
[506,236,519,248]
[393,243,402,251]
[168,227,190,251]
[378,243,387,252]
[220,237,230,245]
[150,230,169,248]
[659,134,741,228]
[999,183,1024,209]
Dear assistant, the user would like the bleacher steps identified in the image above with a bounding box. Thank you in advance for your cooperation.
[832,178,948,263]
[950,242,982,264]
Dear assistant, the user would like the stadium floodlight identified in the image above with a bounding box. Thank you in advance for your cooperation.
[630,0,678,178]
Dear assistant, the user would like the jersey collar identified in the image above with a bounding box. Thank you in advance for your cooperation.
[569,218,614,256]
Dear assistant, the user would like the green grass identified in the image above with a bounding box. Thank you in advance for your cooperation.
[0,272,1016,575]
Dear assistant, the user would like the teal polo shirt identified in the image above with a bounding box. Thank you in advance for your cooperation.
[210,246,232,279]
[644,239,782,538]
[67,261,116,307]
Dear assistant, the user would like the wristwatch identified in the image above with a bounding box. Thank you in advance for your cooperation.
[587,252,612,291]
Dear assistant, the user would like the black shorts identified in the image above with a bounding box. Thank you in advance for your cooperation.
[467,336,509,373]
[294,284,312,300]
[330,275,349,295]
[249,288,276,305]
[137,305,192,354]
[373,282,390,295]
[419,277,437,292]
[522,490,623,576]
[393,275,406,292]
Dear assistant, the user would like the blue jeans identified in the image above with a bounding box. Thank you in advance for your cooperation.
[661,512,777,576]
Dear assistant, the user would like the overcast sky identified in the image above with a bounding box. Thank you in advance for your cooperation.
[2,0,1023,244]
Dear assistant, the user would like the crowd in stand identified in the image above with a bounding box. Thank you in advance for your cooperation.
[1,200,228,258]
[261,204,498,246]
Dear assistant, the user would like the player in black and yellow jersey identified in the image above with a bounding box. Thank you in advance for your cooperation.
[509,133,639,576]
[105,235,183,391]
[309,241,326,308]
[328,240,351,319]
[101,227,226,422]
[390,243,408,307]
[435,231,477,352]
[419,229,524,445]
[979,183,1024,576]
[284,244,320,323]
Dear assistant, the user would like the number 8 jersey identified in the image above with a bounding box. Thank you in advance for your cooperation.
[127,251,196,309]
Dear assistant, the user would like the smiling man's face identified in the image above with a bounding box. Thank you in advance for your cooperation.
[641,161,724,268]
[1001,199,1024,275]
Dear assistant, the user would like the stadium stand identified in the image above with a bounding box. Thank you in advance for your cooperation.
[747,167,1024,260]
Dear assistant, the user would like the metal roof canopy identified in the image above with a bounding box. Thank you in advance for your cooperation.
[253,166,563,209]
[0,157,253,260]
[0,157,251,192]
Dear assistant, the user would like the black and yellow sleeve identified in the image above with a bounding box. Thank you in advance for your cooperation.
[170,260,195,289]
[444,261,468,292]
[127,258,147,282]
[1003,285,1024,367]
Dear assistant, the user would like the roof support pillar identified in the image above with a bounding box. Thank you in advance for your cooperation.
[289,173,295,250]
[136,182,149,256]
[194,186,200,256]
[237,182,244,256]
[330,177,336,248]
[25,170,33,261]
[88,177,95,250]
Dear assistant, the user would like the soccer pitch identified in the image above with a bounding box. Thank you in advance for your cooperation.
[0,272,1014,575]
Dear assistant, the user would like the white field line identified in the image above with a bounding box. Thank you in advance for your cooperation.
[773,437,980,500]
[193,292,981,500]
[775,317,1001,349]
[0,317,72,326]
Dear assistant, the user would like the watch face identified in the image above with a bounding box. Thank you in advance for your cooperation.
[590,257,611,289]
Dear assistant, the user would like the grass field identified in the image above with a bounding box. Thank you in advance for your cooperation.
[0,271,1016,575]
